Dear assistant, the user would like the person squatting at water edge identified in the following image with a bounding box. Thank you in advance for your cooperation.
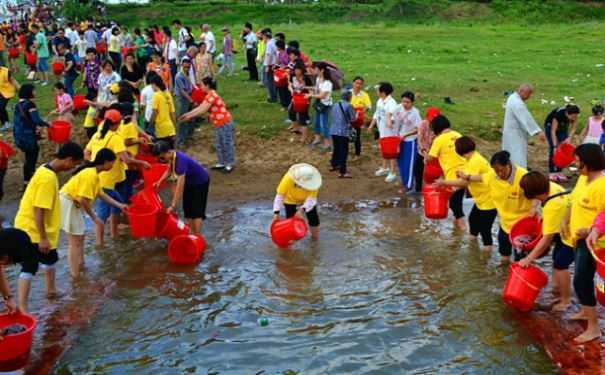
[273,163,322,240]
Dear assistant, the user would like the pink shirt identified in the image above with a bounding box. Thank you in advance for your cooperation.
[56,93,73,114]
[417,119,434,154]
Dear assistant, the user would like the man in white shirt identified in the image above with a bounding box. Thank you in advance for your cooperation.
[262,28,278,103]
[64,22,79,53]
[173,19,189,61]
[202,24,215,55]
[163,28,178,87]
[243,22,258,81]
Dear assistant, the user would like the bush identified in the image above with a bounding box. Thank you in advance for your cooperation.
[62,0,97,21]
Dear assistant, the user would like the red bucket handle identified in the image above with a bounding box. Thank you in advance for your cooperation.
[510,265,542,291]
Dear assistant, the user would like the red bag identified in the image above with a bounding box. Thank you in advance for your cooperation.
[291,93,309,113]
[273,68,288,88]
[351,107,365,128]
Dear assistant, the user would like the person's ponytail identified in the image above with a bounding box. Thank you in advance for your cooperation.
[99,119,112,139]
[72,148,117,176]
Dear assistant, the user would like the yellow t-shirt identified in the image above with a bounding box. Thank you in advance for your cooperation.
[152,91,176,138]
[109,34,120,53]
[464,151,495,210]
[276,174,318,205]
[428,130,466,180]
[85,130,127,190]
[83,106,97,128]
[60,167,101,201]
[351,91,371,110]
[118,121,139,156]
[14,166,61,248]
[569,175,605,246]
[484,166,532,233]
[542,182,572,247]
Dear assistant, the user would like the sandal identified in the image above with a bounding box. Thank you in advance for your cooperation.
[338,173,353,179]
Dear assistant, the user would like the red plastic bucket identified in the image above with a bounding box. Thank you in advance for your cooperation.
[143,163,168,189]
[591,248,605,305]
[502,263,548,312]
[125,204,159,238]
[352,107,365,128]
[552,143,576,169]
[73,95,88,112]
[167,234,206,264]
[24,52,36,66]
[191,86,207,104]
[52,61,64,75]
[270,217,308,248]
[273,68,288,88]
[130,187,163,210]
[291,93,309,113]
[509,217,543,251]
[157,212,190,241]
[48,121,72,144]
[8,47,19,59]
[424,159,443,184]
[96,42,107,54]
[0,140,15,158]
[0,313,37,372]
[379,136,401,159]
[422,184,451,220]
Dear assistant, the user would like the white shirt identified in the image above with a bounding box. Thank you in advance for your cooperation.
[263,38,277,66]
[140,85,155,122]
[164,38,178,61]
[102,27,112,45]
[204,31,215,53]
[177,28,189,52]
[244,32,257,49]
[373,96,399,138]
[393,105,422,141]
[502,92,541,168]
[316,79,333,106]
[65,27,79,48]
[76,39,87,58]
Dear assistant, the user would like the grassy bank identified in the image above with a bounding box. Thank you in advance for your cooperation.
[12,1,605,142]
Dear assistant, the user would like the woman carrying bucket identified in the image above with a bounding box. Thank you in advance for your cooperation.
[85,109,150,245]
[272,163,322,241]
[427,115,466,230]
[368,82,399,183]
[434,136,496,250]
[518,171,573,311]
[484,151,535,263]
[60,148,127,278]
[562,143,605,343]
[152,141,210,234]
[544,104,580,182]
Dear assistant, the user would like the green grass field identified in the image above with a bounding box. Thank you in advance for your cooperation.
[19,2,605,142]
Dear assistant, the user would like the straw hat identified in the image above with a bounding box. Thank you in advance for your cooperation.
[288,163,322,191]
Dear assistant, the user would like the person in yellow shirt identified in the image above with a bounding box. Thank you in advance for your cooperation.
[85,109,149,244]
[563,143,605,343]
[14,142,84,312]
[272,163,322,241]
[150,75,176,148]
[117,103,151,202]
[350,76,372,157]
[0,64,20,129]
[483,150,535,263]
[60,148,127,278]
[518,171,573,311]
[435,136,496,250]
[427,115,466,230]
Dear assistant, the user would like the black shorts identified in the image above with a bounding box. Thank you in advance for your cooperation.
[284,204,320,227]
[21,244,59,276]
[552,235,574,270]
[183,181,209,220]
[288,109,310,126]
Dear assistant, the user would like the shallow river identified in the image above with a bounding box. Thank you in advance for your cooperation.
[2,198,556,374]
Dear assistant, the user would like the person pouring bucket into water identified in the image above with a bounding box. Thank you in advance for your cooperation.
[273,163,322,241]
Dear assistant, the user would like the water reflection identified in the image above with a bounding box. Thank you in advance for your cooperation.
[6,200,557,374]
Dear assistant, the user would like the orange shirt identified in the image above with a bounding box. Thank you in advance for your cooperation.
[204,90,232,128]
[147,62,172,90]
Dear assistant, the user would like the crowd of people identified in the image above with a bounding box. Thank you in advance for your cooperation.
[0,6,604,349]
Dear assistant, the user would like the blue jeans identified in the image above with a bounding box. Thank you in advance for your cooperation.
[37,57,49,72]
[314,109,331,139]
[64,74,77,97]
[95,188,125,222]
[264,69,277,101]
[168,59,177,87]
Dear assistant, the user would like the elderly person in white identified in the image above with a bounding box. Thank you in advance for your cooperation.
[502,83,545,168]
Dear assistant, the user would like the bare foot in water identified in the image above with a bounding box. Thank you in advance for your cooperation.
[575,328,601,343]
[570,311,588,320]
[552,301,570,312]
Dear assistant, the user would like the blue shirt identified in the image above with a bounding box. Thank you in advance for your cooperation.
[174,151,209,186]
[329,100,356,137]
[174,71,192,99]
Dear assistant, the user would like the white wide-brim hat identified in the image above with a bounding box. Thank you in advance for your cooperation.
[288,163,322,191]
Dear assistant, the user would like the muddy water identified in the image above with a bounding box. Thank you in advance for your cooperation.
[3,199,556,374]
